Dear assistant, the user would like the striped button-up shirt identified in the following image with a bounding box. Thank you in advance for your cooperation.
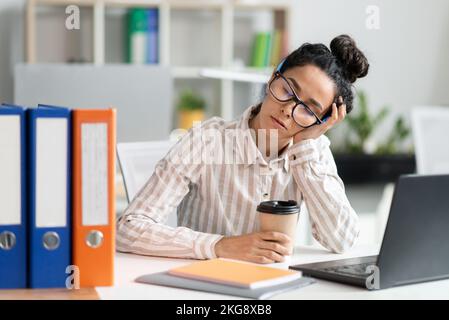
[116,105,360,259]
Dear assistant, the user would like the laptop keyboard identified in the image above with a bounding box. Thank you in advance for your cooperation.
[320,263,376,278]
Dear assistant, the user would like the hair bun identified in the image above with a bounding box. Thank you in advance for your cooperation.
[330,34,369,83]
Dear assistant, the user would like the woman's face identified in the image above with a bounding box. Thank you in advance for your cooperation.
[259,64,336,140]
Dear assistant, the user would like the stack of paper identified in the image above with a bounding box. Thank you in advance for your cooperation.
[136,258,315,299]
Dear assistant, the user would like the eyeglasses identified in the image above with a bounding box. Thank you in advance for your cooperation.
[268,72,329,128]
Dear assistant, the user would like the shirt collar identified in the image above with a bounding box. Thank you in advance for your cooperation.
[235,105,291,172]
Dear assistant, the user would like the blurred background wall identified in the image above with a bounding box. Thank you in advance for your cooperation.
[1,0,448,246]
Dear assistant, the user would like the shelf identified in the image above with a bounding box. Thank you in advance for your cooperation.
[172,66,202,78]
[172,66,273,82]
[26,0,292,121]
[32,0,98,6]
[30,0,290,10]
[199,67,272,83]
[106,0,162,8]
[234,0,291,8]
[31,0,160,5]
[167,1,226,10]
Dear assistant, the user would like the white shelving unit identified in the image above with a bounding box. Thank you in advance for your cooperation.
[199,67,271,83]
[26,0,292,121]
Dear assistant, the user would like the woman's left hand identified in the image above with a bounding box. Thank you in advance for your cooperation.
[293,96,347,144]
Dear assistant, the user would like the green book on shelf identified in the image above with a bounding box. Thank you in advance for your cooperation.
[263,32,272,68]
[252,32,266,68]
[127,8,148,64]
[270,30,282,67]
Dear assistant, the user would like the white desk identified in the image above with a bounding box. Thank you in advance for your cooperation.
[96,244,449,300]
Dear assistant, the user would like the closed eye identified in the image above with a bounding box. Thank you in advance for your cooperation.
[305,108,315,116]
[298,104,316,116]
[281,82,294,95]
[287,77,323,112]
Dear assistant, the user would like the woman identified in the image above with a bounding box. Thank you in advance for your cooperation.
[117,34,369,264]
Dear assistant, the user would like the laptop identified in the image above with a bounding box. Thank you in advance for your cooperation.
[290,174,449,290]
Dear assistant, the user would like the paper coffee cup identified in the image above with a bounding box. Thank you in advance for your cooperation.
[257,200,300,255]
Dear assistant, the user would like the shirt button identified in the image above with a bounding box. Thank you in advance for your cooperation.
[263,193,269,200]
[291,155,297,160]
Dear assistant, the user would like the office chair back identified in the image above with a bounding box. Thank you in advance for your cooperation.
[117,140,177,227]
[411,106,449,174]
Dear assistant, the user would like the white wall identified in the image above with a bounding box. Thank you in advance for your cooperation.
[291,0,449,148]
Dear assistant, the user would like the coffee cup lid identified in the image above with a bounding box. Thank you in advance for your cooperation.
[257,200,300,215]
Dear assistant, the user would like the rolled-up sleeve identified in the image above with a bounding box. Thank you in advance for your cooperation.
[287,136,360,253]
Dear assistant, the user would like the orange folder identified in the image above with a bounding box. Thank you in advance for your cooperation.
[73,109,116,287]
[169,259,302,289]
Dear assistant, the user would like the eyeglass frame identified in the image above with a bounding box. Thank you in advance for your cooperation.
[268,71,332,128]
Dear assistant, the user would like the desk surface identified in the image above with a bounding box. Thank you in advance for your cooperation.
[95,244,449,300]
[0,288,99,300]
[2,245,448,300]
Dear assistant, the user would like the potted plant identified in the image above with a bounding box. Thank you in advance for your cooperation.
[177,89,206,130]
[331,91,416,184]
[344,91,389,154]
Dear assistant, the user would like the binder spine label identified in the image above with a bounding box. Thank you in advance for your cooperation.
[81,123,108,226]
[0,116,21,226]
[35,118,68,228]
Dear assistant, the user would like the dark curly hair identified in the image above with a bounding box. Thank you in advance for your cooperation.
[257,34,369,116]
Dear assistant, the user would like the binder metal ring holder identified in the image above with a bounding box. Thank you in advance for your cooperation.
[43,231,60,251]
[86,230,104,248]
[0,231,16,251]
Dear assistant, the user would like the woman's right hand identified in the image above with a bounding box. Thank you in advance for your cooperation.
[214,231,292,264]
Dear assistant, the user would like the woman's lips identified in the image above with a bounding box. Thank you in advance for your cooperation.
[270,116,287,130]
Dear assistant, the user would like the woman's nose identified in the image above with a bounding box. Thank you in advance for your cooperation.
[282,109,291,118]
[280,101,296,118]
